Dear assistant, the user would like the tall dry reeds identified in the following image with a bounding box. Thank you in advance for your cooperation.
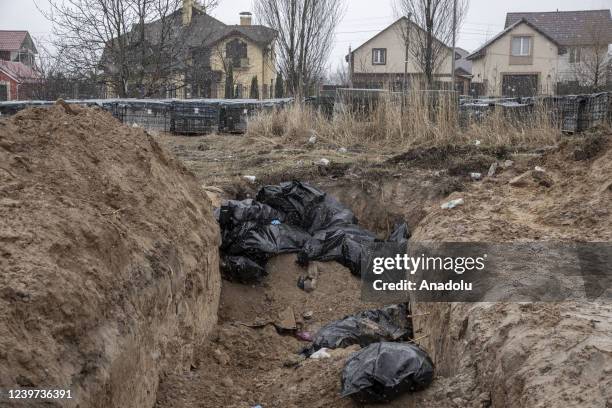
[247,89,560,151]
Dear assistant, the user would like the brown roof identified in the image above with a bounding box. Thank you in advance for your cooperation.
[505,9,612,46]
[0,30,28,51]
[0,61,40,82]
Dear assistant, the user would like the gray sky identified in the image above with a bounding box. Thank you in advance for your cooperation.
[1,0,610,70]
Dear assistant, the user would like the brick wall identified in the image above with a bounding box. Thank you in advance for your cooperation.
[0,71,18,100]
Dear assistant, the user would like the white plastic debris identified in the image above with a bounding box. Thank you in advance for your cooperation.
[310,348,331,359]
[474,140,481,146]
[441,198,464,209]
[316,158,330,166]
[470,172,482,181]
[534,166,545,172]
[243,175,257,183]
[308,135,317,144]
[338,147,347,153]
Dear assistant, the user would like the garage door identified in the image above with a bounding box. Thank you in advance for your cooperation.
[0,84,7,101]
[502,74,538,98]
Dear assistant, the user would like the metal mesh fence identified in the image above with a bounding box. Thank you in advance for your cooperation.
[0,93,608,134]
[458,92,611,133]
[0,98,293,135]
[171,100,220,134]
[116,100,172,132]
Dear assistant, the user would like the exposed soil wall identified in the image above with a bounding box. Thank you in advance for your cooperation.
[411,133,612,407]
[0,106,221,407]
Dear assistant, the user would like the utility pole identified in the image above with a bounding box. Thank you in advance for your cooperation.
[402,13,411,113]
[348,45,353,88]
[451,0,457,93]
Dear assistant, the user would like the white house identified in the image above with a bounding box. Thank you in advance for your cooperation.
[467,10,612,96]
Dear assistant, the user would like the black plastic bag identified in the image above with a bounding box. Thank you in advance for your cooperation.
[256,181,326,227]
[389,222,410,244]
[219,199,285,229]
[226,223,311,263]
[305,194,357,234]
[341,342,434,403]
[305,304,412,355]
[220,221,259,251]
[217,182,411,285]
[221,255,267,283]
[297,226,376,276]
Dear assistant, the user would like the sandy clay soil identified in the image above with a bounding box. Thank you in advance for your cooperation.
[154,128,612,407]
[0,106,609,407]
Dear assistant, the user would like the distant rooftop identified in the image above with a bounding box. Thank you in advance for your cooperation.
[505,9,612,46]
[0,30,29,51]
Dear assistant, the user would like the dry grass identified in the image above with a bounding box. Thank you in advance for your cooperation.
[247,91,561,151]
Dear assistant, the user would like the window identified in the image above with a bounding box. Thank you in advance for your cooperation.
[372,48,386,65]
[226,39,248,68]
[569,47,581,64]
[511,36,531,56]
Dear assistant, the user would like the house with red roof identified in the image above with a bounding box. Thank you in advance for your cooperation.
[0,30,40,100]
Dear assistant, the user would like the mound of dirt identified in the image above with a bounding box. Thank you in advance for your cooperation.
[0,106,220,407]
[412,130,612,407]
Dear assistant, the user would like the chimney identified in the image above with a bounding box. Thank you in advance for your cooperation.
[183,0,193,26]
[240,12,252,26]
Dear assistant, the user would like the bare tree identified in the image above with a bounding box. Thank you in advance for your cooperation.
[254,0,345,97]
[37,0,218,98]
[394,0,468,88]
[328,59,350,87]
[570,27,611,92]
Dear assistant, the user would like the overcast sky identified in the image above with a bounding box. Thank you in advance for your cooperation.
[0,0,610,70]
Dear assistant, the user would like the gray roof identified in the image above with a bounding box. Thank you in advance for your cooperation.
[186,10,276,47]
[505,9,612,46]
[101,8,276,71]
[454,47,472,75]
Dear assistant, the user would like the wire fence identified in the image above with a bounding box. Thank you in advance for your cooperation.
[0,98,293,135]
[0,92,609,134]
[458,92,611,133]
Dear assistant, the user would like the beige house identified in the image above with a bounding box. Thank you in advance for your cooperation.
[348,17,460,91]
[468,10,612,97]
[102,0,277,99]
[178,2,277,99]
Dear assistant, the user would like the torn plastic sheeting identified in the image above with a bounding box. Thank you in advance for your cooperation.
[219,199,286,229]
[304,304,412,355]
[221,255,267,283]
[341,342,434,403]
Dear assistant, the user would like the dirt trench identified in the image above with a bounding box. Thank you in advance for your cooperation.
[155,130,611,408]
[154,172,447,408]
[2,106,609,408]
